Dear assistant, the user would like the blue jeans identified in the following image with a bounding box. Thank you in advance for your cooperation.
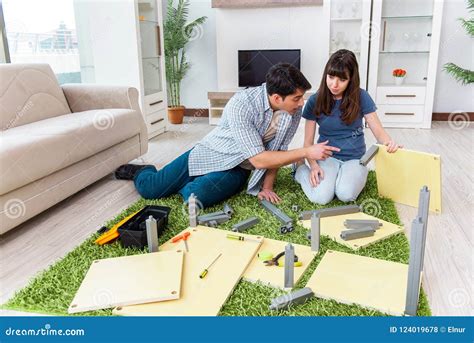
[295,157,368,205]
[134,150,251,208]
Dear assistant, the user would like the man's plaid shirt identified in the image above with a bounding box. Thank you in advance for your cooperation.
[188,83,301,195]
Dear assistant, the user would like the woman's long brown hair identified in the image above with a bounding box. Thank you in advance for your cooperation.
[314,49,361,125]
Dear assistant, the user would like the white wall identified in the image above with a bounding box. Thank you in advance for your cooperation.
[182,0,472,113]
[215,5,327,91]
[434,0,473,113]
[73,0,96,83]
[179,0,217,108]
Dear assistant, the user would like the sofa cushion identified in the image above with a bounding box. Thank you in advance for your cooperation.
[0,64,71,130]
[0,108,142,195]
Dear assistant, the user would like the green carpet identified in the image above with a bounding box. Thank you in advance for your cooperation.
[2,169,431,316]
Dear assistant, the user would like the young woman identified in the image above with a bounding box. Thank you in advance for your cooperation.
[294,49,402,204]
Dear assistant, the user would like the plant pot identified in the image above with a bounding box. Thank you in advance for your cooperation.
[168,106,185,124]
[394,76,405,86]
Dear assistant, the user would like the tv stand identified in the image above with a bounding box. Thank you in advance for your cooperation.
[208,90,315,126]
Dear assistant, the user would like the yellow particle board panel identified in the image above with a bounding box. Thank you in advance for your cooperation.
[68,250,184,314]
[113,226,262,316]
[243,238,316,289]
[300,212,404,250]
[375,144,442,213]
[306,250,408,316]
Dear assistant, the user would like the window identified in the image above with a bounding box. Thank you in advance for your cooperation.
[2,0,81,83]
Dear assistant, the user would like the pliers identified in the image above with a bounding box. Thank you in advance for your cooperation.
[263,251,299,267]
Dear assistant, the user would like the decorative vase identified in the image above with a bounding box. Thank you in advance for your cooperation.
[167,106,185,124]
[394,76,405,86]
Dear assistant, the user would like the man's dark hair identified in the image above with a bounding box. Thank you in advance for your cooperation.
[265,63,312,98]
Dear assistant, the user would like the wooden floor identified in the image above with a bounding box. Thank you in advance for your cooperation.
[0,118,472,316]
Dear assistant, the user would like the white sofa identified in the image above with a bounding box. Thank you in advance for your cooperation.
[0,63,148,234]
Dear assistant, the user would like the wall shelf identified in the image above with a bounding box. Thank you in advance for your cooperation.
[212,0,322,8]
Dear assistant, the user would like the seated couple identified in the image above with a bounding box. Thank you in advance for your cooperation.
[115,49,402,207]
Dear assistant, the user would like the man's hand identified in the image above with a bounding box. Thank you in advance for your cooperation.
[309,164,324,187]
[258,188,281,204]
[305,140,340,161]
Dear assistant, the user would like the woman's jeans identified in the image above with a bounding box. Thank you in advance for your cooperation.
[295,157,368,205]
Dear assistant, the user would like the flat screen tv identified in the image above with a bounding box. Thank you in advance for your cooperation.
[238,49,301,88]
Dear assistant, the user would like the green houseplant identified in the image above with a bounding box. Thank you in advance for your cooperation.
[164,0,207,124]
[443,0,474,84]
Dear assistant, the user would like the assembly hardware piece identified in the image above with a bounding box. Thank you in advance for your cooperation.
[261,200,294,234]
[405,186,430,316]
[197,211,227,222]
[417,186,430,273]
[269,287,314,311]
[306,205,361,248]
[145,215,159,253]
[198,214,231,225]
[206,220,218,228]
[284,243,295,288]
[311,213,320,252]
[232,217,259,233]
[188,193,197,228]
[340,227,376,241]
[223,203,234,216]
[344,219,382,229]
[299,204,361,220]
[197,203,235,227]
[359,145,379,166]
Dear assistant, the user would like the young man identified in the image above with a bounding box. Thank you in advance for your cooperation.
[115,63,340,207]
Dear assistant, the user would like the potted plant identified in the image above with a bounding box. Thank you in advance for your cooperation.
[164,0,207,124]
[393,68,407,86]
[444,0,474,85]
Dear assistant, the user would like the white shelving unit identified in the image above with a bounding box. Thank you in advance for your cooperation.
[74,0,168,139]
[368,0,444,128]
[323,0,443,128]
[323,0,372,89]
[137,0,168,138]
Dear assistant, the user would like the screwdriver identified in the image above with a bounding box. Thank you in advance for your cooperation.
[199,253,222,279]
[226,233,260,243]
